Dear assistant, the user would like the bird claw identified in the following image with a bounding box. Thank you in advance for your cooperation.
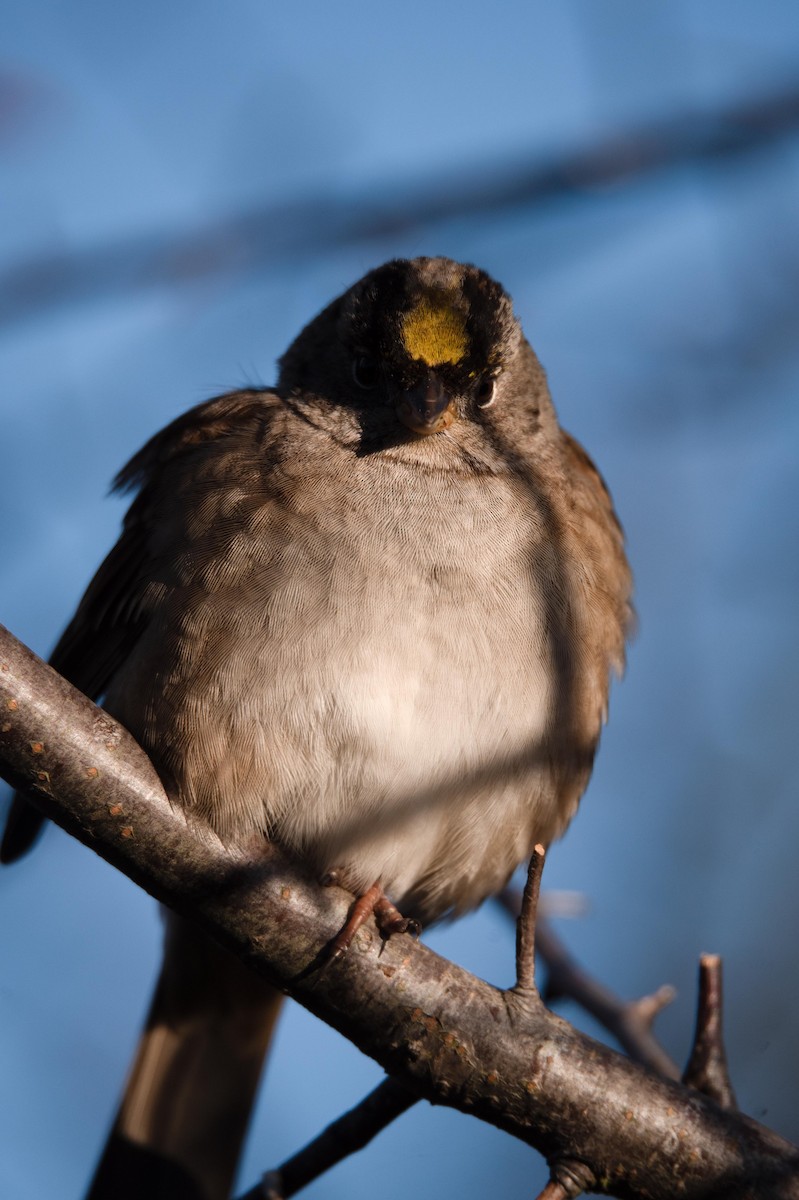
[325,881,422,960]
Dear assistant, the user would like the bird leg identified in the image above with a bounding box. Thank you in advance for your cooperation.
[324,878,421,960]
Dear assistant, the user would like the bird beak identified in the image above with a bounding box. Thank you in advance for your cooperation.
[395,375,457,436]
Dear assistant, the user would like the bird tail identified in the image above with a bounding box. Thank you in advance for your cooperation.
[86,912,283,1200]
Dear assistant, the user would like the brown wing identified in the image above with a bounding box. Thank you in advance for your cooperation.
[560,428,636,665]
[1,390,273,862]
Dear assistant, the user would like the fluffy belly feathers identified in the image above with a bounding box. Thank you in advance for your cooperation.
[107,469,570,923]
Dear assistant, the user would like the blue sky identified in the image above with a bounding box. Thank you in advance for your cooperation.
[2,3,799,1197]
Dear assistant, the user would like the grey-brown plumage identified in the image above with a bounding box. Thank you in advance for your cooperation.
[2,257,633,1198]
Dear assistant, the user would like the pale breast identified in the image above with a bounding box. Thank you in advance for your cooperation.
[106,439,589,924]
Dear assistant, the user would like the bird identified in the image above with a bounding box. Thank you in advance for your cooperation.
[2,256,633,1200]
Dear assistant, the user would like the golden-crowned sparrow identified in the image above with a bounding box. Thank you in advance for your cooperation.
[2,256,633,1199]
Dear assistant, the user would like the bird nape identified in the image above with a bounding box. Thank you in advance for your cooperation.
[2,256,633,1200]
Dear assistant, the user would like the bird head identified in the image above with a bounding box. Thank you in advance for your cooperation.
[277,257,551,460]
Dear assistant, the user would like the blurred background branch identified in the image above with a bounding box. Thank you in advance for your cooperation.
[3,83,799,328]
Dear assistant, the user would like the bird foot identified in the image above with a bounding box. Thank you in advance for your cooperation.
[323,879,421,960]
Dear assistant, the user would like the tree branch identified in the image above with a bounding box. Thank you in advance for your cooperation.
[1,623,797,1200]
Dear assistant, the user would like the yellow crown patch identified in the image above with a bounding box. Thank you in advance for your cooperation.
[401,295,468,366]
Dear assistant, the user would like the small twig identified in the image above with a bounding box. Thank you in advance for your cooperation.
[234,1076,418,1200]
[683,954,738,1110]
[535,1183,569,1200]
[553,1158,597,1196]
[514,844,546,993]
[537,1156,597,1199]
[499,888,679,1079]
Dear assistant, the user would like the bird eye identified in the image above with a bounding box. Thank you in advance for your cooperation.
[475,376,496,409]
[352,355,379,390]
